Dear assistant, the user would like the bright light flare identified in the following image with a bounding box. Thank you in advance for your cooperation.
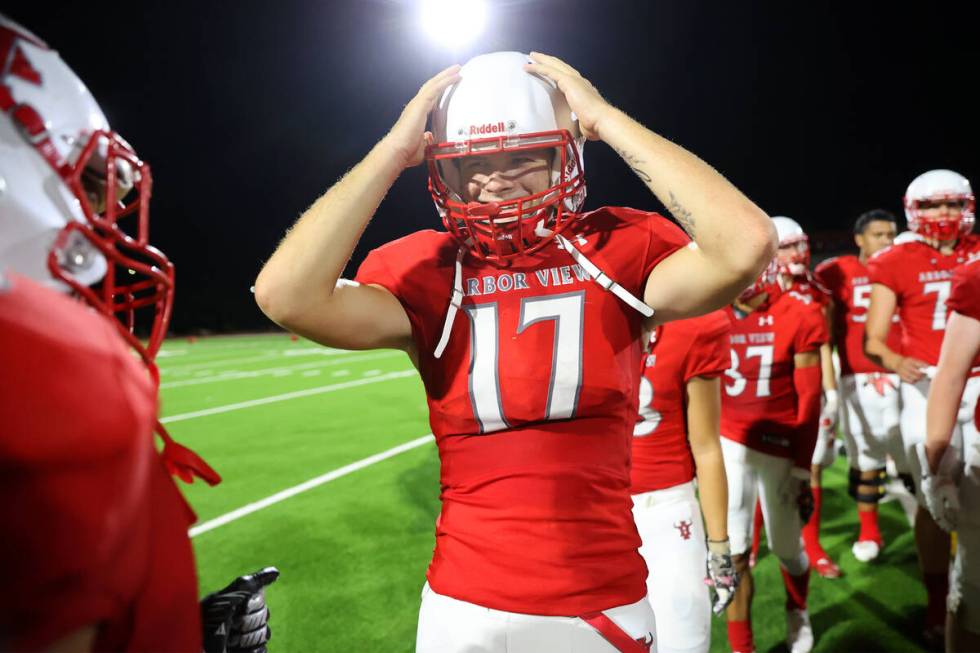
[420,0,487,49]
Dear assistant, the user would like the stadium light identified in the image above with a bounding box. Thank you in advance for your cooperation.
[419,0,487,49]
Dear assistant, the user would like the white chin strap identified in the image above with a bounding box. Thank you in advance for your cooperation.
[432,236,654,359]
[555,234,655,317]
[434,248,466,359]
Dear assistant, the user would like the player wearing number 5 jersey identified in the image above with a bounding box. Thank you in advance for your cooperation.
[813,209,901,564]
[256,50,775,652]
[865,169,980,645]
[631,310,734,653]
[719,255,828,653]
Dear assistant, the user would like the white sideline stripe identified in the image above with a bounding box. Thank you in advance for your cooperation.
[160,370,417,423]
[190,434,435,537]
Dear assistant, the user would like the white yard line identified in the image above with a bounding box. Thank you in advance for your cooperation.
[190,434,435,537]
[160,370,418,424]
[159,351,400,389]
[160,347,352,375]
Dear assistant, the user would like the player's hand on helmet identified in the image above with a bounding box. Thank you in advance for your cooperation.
[201,567,280,653]
[894,356,928,384]
[383,64,461,169]
[916,443,960,532]
[523,52,613,140]
[705,538,739,615]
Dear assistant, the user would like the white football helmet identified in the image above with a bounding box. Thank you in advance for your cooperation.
[427,51,586,260]
[772,215,809,276]
[0,15,173,365]
[903,169,975,241]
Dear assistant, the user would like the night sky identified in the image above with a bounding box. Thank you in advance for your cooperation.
[8,1,980,333]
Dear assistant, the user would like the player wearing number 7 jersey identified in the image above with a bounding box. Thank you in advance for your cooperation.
[255,51,775,652]
[719,254,828,653]
[865,169,980,646]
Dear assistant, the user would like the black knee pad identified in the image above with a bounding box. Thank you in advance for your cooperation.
[851,467,887,504]
[898,472,916,496]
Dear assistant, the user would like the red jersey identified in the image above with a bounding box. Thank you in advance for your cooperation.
[631,311,731,495]
[0,274,200,652]
[788,274,830,307]
[720,291,828,461]
[868,235,980,366]
[815,255,903,375]
[355,207,688,615]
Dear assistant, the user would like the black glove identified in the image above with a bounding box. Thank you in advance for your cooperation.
[796,480,814,524]
[201,567,280,653]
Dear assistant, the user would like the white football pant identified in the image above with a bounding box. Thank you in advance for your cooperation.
[416,583,657,652]
[632,481,710,653]
[721,438,808,575]
[839,373,903,472]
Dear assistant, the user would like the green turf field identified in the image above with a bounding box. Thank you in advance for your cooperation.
[161,333,929,652]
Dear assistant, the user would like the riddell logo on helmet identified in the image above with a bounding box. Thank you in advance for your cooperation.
[469,121,507,135]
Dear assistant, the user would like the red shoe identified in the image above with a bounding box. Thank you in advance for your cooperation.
[810,552,842,578]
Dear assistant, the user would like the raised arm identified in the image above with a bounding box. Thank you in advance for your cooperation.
[524,53,776,324]
[254,65,461,351]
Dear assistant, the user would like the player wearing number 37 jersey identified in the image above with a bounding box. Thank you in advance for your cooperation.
[256,51,775,652]
[719,255,828,653]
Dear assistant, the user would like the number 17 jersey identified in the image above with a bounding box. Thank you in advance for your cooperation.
[355,206,688,615]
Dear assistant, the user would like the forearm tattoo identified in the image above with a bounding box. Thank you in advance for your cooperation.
[668,191,696,238]
[614,147,652,184]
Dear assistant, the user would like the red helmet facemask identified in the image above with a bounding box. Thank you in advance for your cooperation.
[775,235,810,278]
[46,129,174,381]
[427,129,586,262]
[904,195,976,242]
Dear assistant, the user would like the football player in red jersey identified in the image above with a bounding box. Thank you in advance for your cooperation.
[814,209,901,563]
[768,217,842,579]
[923,258,980,651]
[631,310,736,653]
[0,15,275,653]
[256,51,775,651]
[866,168,980,647]
[719,252,827,653]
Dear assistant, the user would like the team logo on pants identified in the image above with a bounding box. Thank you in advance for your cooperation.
[674,520,693,540]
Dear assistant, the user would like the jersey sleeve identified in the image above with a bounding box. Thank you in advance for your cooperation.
[866,248,902,293]
[949,262,980,322]
[793,303,829,354]
[683,312,732,381]
[813,258,840,294]
[641,213,691,280]
[353,245,426,344]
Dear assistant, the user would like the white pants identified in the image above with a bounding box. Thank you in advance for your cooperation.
[899,376,980,502]
[632,481,710,653]
[416,583,657,652]
[721,438,806,572]
[839,373,903,472]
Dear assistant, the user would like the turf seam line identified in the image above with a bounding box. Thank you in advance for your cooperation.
[160,370,417,423]
[189,434,435,537]
[159,351,401,389]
